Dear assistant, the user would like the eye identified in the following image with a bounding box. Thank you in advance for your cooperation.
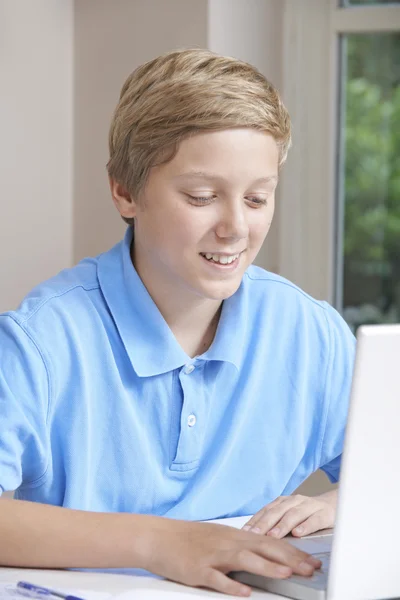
[187,195,216,205]
[246,197,268,207]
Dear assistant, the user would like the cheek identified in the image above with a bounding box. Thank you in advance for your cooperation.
[178,212,214,244]
[251,226,270,250]
[153,217,200,257]
[140,203,182,241]
[251,207,275,239]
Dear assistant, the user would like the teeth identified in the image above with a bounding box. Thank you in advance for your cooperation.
[203,253,240,264]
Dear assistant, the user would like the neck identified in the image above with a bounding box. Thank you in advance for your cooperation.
[131,245,223,358]
[166,300,223,358]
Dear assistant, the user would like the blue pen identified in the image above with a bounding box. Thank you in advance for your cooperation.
[16,581,85,600]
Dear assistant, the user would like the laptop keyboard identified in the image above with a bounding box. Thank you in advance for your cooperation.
[287,552,331,590]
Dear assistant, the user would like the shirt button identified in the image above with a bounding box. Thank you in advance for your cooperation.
[187,414,197,427]
[184,364,195,374]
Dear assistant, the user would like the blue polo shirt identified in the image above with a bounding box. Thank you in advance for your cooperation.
[0,227,355,520]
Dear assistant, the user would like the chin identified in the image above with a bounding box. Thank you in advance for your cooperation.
[200,280,242,301]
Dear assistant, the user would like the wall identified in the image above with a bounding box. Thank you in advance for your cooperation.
[0,0,73,312]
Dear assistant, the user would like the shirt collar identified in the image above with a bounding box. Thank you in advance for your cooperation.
[97,227,247,377]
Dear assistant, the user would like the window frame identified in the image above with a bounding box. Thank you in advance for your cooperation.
[278,0,400,308]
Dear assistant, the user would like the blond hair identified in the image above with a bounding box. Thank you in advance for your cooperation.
[107,48,291,225]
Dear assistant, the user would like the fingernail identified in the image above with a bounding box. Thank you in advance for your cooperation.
[268,527,280,537]
[307,556,322,568]
[242,525,251,531]
[299,561,314,575]
[251,527,262,534]
[293,525,304,535]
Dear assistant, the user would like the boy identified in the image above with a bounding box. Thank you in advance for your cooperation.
[0,48,354,596]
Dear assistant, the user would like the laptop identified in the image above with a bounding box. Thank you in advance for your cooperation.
[231,324,400,600]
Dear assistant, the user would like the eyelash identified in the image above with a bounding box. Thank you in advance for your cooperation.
[187,195,267,207]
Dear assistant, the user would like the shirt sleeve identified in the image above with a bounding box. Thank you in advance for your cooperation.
[317,303,356,483]
[0,315,49,495]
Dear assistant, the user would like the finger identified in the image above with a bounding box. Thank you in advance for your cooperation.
[203,569,252,597]
[267,504,318,539]
[256,537,321,574]
[233,548,293,579]
[246,497,303,535]
[291,510,332,537]
[242,497,286,531]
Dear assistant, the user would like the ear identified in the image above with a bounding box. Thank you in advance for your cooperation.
[109,177,137,220]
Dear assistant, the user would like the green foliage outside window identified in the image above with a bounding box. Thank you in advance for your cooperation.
[341,33,400,330]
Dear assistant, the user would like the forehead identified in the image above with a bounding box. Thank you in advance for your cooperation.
[161,128,280,184]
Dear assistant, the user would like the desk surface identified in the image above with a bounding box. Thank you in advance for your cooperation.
[0,565,281,600]
[0,517,305,600]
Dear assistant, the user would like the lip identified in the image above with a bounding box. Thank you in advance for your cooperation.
[200,250,245,256]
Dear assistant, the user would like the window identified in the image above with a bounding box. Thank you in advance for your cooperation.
[335,10,400,331]
[278,1,400,315]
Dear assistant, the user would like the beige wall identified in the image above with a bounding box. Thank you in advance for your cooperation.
[0,0,73,312]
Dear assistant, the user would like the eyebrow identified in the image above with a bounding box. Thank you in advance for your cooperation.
[174,171,278,185]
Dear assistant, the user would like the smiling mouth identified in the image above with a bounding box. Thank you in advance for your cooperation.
[199,252,242,265]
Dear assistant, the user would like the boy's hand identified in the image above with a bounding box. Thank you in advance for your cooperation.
[242,491,337,539]
[146,518,321,597]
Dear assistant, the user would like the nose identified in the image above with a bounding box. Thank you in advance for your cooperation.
[215,201,249,241]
